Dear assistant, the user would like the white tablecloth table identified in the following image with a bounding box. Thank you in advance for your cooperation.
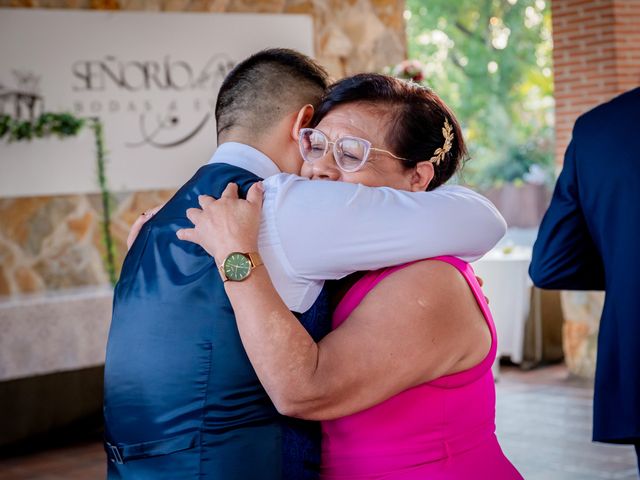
[472,247,533,368]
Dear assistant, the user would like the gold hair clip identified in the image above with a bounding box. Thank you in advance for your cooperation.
[429,118,454,166]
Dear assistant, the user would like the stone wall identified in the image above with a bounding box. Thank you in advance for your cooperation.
[0,0,407,296]
[560,291,604,380]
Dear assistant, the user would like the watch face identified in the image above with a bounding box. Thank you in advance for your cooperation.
[223,252,252,281]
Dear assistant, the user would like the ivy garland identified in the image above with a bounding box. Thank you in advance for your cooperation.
[88,118,117,286]
[0,113,85,141]
[0,112,117,285]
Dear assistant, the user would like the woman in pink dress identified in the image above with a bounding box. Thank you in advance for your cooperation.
[180,74,522,479]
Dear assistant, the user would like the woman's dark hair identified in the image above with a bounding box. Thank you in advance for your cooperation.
[312,73,467,190]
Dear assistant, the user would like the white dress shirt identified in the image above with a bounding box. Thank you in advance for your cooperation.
[209,142,506,313]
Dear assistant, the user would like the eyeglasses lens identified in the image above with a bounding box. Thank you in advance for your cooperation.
[336,138,367,172]
[300,129,327,162]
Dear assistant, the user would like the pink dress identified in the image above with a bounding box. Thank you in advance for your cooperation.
[321,256,522,480]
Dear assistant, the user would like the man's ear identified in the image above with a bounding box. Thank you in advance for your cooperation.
[411,161,435,192]
[290,104,315,141]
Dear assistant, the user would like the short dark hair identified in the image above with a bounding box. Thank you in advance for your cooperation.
[215,48,329,140]
[313,74,468,190]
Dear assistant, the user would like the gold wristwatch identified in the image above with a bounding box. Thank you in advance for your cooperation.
[218,251,263,282]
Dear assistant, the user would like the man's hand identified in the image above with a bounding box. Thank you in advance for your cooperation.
[475,275,490,305]
[127,204,165,250]
[176,182,264,260]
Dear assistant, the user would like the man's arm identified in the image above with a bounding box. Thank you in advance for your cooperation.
[529,138,605,290]
[126,177,504,311]
[263,174,507,280]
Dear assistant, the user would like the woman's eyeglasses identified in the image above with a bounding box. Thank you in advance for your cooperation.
[298,128,410,173]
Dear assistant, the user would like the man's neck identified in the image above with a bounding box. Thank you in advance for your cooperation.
[218,132,290,173]
[219,138,269,157]
[209,142,281,179]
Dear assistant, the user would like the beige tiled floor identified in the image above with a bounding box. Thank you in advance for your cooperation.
[0,365,637,479]
[496,365,638,480]
[0,440,105,479]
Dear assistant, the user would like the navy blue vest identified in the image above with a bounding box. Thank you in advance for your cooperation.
[104,163,331,479]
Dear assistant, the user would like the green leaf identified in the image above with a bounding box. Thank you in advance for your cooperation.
[403,0,554,187]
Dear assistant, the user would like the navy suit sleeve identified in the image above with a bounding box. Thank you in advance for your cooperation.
[529,138,605,290]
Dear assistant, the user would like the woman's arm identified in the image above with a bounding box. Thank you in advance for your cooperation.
[178,184,490,420]
[226,259,487,420]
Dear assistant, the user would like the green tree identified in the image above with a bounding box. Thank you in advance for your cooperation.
[404,0,554,188]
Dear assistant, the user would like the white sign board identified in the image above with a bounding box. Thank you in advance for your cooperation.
[0,9,314,197]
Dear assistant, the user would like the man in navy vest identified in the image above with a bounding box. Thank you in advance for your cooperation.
[104,49,507,479]
[530,88,640,470]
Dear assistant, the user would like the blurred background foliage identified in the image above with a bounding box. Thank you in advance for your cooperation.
[399,0,554,189]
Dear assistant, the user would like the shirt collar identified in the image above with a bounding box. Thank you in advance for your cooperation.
[207,142,281,179]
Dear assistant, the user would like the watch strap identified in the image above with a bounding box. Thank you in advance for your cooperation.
[218,264,229,283]
[247,251,263,268]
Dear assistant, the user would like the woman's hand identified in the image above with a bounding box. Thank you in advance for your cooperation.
[127,204,165,250]
[176,182,264,260]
